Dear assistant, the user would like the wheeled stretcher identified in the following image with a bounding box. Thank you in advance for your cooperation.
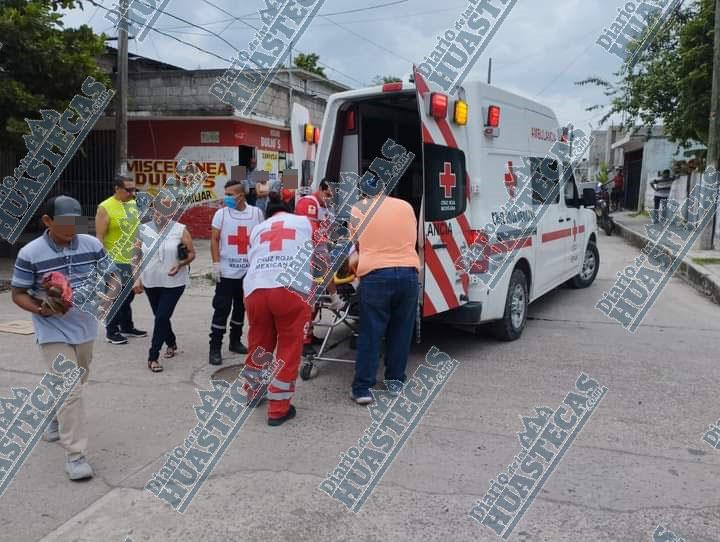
[299,269,360,381]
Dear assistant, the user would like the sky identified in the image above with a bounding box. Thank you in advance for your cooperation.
[61,0,630,131]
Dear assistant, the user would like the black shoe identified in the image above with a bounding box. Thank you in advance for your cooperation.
[122,328,148,338]
[209,350,222,366]
[106,333,128,345]
[229,340,248,354]
[268,405,296,426]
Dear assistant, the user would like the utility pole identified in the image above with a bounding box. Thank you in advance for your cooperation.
[700,0,720,249]
[115,0,129,177]
[288,39,294,128]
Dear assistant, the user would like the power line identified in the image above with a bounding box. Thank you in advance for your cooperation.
[157,0,412,31]
[322,17,414,64]
[197,0,367,86]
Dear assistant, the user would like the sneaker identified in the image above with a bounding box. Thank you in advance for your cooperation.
[351,393,374,405]
[121,328,148,338]
[106,333,128,345]
[45,417,59,442]
[229,340,248,354]
[268,405,296,426]
[209,350,222,366]
[65,456,94,481]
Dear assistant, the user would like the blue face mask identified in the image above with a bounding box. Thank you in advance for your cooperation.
[223,195,236,209]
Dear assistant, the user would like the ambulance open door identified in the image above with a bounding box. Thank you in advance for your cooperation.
[413,66,471,318]
[290,102,319,196]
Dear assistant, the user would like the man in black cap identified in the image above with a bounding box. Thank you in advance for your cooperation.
[11,195,107,480]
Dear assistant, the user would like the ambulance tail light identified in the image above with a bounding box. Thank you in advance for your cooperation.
[345,109,356,133]
[486,105,501,127]
[430,92,448,119]
[382,81,403,92]
[304,123,315,143]
[313,127,320,145]
[454,100,468,125]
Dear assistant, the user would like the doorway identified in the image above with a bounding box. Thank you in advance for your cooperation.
[624,149,643,211]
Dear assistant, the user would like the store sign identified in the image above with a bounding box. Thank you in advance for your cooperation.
[260,136,281,149]
[260,150,279,176]
[201,131,220,144]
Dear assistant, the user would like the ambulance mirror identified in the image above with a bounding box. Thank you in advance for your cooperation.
[582,188,596,207]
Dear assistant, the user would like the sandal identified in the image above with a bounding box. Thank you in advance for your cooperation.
[148,360,163,372]
[163,346,178,359]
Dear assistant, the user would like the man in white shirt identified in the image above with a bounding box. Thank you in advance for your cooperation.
[209,179,264,365]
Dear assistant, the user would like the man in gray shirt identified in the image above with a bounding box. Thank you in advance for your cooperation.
[650,169,675,223]
[11,196,106,481]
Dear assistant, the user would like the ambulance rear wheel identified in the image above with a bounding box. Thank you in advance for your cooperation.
[492,268,528,342]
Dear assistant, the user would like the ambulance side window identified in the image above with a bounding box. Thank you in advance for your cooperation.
[530,158,560,205]
[564,164,578,205]
[423,144,467,222]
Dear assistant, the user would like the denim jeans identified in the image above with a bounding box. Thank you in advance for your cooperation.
[105,263,135,336]
[353,267,419,397]
[145,286,185,362]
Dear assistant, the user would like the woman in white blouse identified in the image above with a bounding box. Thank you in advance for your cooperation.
[133,205,195,372]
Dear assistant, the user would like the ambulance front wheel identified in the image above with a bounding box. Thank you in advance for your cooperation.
[570,241,599,289]
[492,268,528,342]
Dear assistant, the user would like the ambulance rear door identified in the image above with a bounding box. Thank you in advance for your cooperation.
[413,66,473,318]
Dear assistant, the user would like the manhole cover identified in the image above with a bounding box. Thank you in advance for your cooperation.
[210,363,245,383]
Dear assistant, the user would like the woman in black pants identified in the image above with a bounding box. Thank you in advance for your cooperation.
[133,206,195,372]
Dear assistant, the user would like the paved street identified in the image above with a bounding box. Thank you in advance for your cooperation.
[0,234,719,542]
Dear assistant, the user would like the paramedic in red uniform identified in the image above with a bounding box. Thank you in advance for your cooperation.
[295,179,342,355]
[241,199,314,425]
[208,179,264,365]
[348,193,420,405]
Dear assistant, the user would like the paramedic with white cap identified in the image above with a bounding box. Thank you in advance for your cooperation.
[241,199,314,425]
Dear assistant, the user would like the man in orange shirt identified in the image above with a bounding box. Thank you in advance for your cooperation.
[348,194,420,404]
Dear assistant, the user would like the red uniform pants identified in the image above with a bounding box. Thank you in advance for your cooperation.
[244,288,311,419]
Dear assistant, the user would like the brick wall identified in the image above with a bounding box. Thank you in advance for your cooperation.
[179,204,215,239]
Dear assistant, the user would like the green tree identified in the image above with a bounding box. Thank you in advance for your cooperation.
[294,52,326,78]
[576,0,710,146]
[0,0,107,150]
[597,162,609,184]
[371,75,402,85]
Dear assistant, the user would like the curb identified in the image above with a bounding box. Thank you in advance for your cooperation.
[613,219,720,306]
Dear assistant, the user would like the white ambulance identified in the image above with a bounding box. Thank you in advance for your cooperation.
[291,68,598,340]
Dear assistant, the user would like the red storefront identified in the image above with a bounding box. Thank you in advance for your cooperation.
[128,117,291,238]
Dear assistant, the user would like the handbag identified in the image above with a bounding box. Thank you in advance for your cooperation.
[177,243,188,260]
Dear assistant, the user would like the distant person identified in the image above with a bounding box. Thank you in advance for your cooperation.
[133,204,196,372]
[611,167,624,211]
[348,194,420,405]
[650,169,675,224]
[209,179,264,365]
[95,174,147,344]
[11,196,106,480]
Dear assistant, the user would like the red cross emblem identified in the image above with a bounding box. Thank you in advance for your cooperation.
[504,161,517,199]
[227,226,250,255]
[439,162,456,198]
[260,221,296,252]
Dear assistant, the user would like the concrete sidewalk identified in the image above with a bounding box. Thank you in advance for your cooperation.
[612,211,720,304]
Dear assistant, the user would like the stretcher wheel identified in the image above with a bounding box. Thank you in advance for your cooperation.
[300,360,315,380]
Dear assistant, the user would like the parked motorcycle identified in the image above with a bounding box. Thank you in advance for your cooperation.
[595,181,615,236]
